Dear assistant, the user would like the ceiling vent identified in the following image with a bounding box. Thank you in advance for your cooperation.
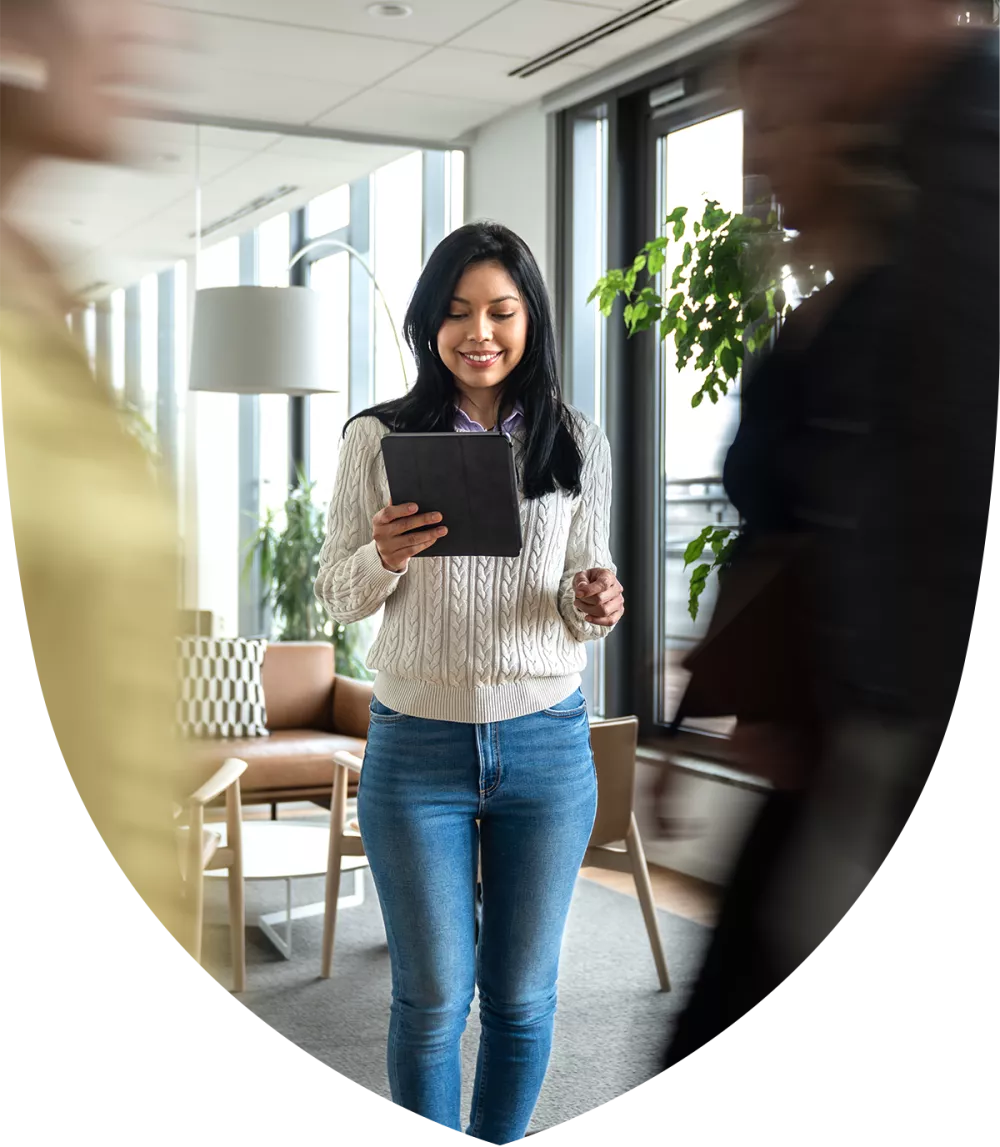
[191,184,300,240]
[508,0,681,79]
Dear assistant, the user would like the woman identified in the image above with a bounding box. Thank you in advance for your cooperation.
[1,0,190,946]
[315,222,624,1142]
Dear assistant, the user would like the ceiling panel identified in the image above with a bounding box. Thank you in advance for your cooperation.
[380,46,590,104]
[450,0,622,59]
[266,136,407,167]
[145,0,518,45]
[166,66,363,123]
[12,162,196,225]
[180,11,429,85]
[119,119,282,162]
[314,87,507,142]
[41,0,744,294]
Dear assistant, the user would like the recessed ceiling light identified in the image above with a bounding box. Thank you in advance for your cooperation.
[158,153,181,163]
[367,2,413,18]
[70,218,85,226]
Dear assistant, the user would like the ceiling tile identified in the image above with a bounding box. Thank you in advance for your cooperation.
[265,136,407,166]
[450,0,622,59]
[313,87,507,142]
[167,65,362,124]
[183,11,429,85]
[120,119,282,158]
[380,46,590,104]
[147,1,518,46]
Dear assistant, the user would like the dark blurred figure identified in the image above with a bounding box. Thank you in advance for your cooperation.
[665,0,998,1067]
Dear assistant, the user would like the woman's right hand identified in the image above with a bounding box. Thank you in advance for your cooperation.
[373,503,447,573]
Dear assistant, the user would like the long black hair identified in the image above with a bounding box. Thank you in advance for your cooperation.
[345,221,583,499]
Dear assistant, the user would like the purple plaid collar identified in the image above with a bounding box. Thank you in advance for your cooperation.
[453,402,524,436]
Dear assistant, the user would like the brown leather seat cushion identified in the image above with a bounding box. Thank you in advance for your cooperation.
[193,729,366,794]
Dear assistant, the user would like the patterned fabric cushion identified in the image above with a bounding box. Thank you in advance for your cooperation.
[176,637,269,739]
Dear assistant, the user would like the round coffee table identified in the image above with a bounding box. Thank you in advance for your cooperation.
[205,821,369,959]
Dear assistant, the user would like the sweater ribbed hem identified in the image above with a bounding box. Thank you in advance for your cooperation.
[373,672,583,724]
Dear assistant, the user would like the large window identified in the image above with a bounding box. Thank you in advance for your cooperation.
[194,236,241,638]
[446,150,466,236]
[558,51,750,749]
[658,111,743,735]
[110,288,125,396]
[173,259,188,526]
[560,108,611,715]
[140,273,159,431]
[372,151,423,401]
[104,143,465,645]
[307,251,350,507]
[257,212,291,522]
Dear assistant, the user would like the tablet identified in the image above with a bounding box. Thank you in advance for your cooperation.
[380,432,522,558]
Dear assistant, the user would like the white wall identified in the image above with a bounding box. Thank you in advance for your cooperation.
[467,101,552,288]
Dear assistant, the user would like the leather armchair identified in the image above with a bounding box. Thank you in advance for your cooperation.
[193,641,371,809]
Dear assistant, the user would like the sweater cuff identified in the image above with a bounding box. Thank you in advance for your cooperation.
[356,539,406,595]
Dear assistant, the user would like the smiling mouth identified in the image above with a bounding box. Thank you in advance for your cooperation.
[460,351,502,368]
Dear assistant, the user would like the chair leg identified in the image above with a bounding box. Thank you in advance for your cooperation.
[186,803,205,965]
[625,813,671,992]
[226,871,246,993]
[226,781,246,993]
[321,763,348,979]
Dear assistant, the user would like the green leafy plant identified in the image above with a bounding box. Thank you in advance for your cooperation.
[591,199,826,619]
[683,525,739,622]
[243,473,373,680]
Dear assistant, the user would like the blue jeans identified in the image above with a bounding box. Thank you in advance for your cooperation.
[357,689,598,1144]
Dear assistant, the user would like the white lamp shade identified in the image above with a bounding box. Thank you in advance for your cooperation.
[188,286,338,396]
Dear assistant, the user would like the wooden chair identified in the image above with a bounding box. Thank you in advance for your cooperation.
[585,717,671,991]
[176,757,247,992]
[321,750,366,979]
[322,719,670,992]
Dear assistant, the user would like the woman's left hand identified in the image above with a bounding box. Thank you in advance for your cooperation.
[573,569,624,627]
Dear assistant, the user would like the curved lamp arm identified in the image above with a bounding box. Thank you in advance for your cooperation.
[288,237,409,392]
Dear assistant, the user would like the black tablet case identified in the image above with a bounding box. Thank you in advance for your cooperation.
[380,432,523,558]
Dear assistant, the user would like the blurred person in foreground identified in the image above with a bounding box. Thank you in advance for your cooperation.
[1,1,191,946]
[664,0,998,1067]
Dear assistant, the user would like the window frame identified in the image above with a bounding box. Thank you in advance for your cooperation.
[556,41,758,765]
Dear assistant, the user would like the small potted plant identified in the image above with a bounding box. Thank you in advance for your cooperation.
[244,471,373,679]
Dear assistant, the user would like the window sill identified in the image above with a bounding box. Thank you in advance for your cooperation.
[636,742,773,794]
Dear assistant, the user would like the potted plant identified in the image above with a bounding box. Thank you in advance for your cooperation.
[243,472,373,679]
[591,199,825,618]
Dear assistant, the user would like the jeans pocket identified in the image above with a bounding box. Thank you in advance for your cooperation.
[542,688,588,719]
[369,696,406,723]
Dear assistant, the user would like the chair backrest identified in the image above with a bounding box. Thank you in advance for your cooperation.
[588,716,639,847]
[261,641,336,732]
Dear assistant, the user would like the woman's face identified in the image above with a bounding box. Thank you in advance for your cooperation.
[436,260,529,397]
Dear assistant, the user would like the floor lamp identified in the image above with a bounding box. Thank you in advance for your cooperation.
[188,245,407,400]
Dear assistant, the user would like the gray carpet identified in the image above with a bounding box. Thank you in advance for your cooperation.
[201,865,709,1133]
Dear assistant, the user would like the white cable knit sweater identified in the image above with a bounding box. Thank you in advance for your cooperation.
[314,409,616,723]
